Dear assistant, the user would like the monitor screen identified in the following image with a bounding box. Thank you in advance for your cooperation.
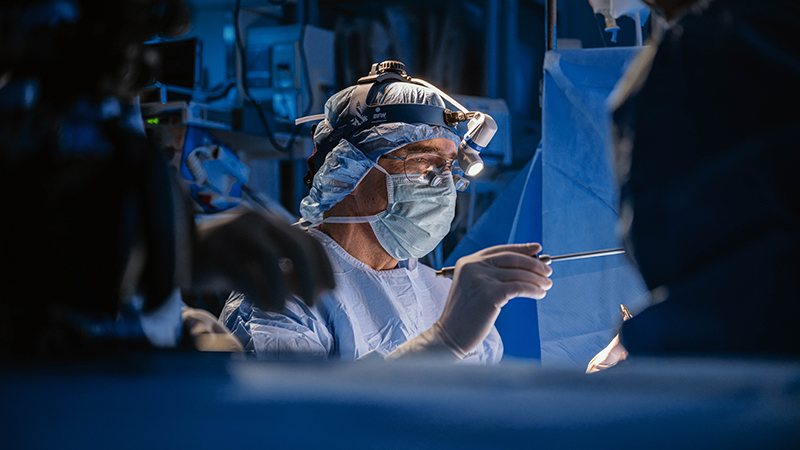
[144,38,201,89]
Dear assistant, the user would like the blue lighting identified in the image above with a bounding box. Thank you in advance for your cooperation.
[222,24,235,43]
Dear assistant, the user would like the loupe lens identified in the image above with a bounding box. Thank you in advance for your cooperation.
[407,153,448,185]
[415,171,436,185]
[454,176,470,191]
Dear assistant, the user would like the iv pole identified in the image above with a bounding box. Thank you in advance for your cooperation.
[546,0,557,51]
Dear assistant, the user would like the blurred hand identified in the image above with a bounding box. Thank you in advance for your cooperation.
[586,334,628,373]
[192,210,335,312]
[182,307,243,352]
[438,242,553,356]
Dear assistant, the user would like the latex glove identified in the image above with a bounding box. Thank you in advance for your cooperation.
[192,210,335,312]
[388,243,553,360]
[384,325,463,362]
[586,334,629,373]
[181,307,243,352]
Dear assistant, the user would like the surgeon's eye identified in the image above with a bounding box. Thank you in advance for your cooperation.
[405,153,446,174]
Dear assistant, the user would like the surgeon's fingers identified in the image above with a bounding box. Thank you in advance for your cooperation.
[212,211,309,307]
[192,212,294,311]
[481,266,551,300]
[481,251,553,277]
[493,280,550,300]
[477,242,542,258]
[207,223,289,312]
[586,334,628,374]
[182,308,245,352]
[284,224,335,300]
[486,267,554,291]
[299,228,336,297]
[259,217,317,304]
[258,214,334,305]
[243,235,289,312]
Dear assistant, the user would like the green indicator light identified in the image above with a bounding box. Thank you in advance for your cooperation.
[146,118,159,125]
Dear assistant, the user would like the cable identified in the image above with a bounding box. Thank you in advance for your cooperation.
[410,77,469,113]
[593,13,609,48]
[156,78,237,102]
[242,184,297,223]
[203,78,238,102]
[233,0,314,153]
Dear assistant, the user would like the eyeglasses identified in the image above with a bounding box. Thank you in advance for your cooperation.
[381,152,470,191]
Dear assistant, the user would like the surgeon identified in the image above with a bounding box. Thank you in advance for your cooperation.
[221,62,553,363]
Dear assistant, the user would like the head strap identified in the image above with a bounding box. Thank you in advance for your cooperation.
[304,62,458,188]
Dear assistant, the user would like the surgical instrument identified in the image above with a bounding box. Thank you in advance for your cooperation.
[435,248,625,277]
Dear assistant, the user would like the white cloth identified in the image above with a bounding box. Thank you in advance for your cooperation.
[220,228,503,364]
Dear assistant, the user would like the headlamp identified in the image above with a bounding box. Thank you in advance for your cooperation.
[457,112,496,177]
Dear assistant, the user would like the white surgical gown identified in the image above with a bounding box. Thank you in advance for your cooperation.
[220,228,503,364]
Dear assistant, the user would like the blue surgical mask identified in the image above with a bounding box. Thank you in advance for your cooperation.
[322,164,456,260]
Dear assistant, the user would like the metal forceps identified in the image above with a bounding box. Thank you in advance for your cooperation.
[435,248,625,277]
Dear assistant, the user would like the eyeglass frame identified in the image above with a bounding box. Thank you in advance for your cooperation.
[380,152,470,191]
[381,150,456,172]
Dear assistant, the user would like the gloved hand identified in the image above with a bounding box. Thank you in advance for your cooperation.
[387,243,553,360]
[437,242,553,356]
[586,334,628,373]
[192,209,335,312]
[181,307,243,352]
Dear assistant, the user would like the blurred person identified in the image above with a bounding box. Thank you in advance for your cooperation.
[589,0,800,370]
[0,0,333,357]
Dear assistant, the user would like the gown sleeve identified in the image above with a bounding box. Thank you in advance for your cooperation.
[219,292,335,359]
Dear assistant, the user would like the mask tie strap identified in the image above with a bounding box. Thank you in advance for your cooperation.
[293,219,318,230]
[320,211,387,224]
[370,160,397,204]
[372,161,390,175]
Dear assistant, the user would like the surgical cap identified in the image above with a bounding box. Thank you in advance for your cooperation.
[299,82,461,225]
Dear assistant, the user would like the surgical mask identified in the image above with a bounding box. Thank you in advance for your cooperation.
[323,164,456,260]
